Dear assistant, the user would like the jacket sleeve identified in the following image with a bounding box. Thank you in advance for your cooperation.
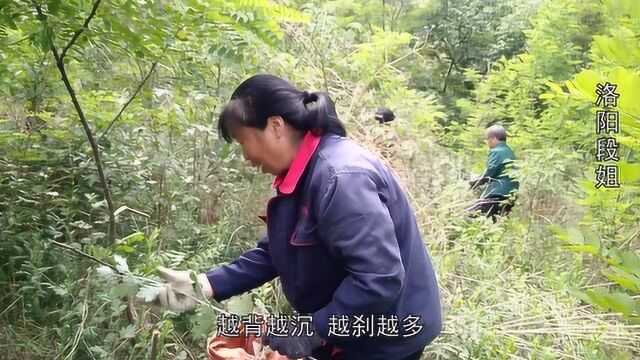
[484,149,503,179]
[311,172,405,340]
[205,236,277,302]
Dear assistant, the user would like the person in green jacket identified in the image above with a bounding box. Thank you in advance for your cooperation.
[468,125,519,222]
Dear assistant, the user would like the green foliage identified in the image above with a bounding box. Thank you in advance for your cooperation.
[1,0,300,357]
[539,0,640,322]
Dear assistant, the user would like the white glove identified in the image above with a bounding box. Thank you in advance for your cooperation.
[154,266,214,311]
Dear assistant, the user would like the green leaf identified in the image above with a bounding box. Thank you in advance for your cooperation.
[227,293,253,315]
[119,325,137,339]
[546,81,564,95]
[607,292,636,316]
[619,162,640,183]
[601,267,640,292]
[584,233,600,253]
[605,247,625,266]
[561,244,599,255]
[603,0,640,16]
[193,305,216,336]
[548,224,568,242]
[121,231,144,245]
[89,346,109,359]
[584,287,611,310]
[115,245,135,254]
[608,67,640,121]
[568,286,592,304]
[620,251,640,274]
[593,36,634,66]
[567,227,584,245]
[572,70,603,103]
[565,80,579,95]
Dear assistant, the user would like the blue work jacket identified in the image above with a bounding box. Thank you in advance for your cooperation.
[206,133,442,359]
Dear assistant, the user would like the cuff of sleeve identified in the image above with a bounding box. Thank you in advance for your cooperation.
[205,268,234,302]
[196,273,214,299]
[313,307,349,347]
[312,307,330,339]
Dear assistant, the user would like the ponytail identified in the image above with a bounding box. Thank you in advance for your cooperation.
[302,91,346,137]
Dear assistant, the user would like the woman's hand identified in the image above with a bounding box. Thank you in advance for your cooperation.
[153,266,214,311]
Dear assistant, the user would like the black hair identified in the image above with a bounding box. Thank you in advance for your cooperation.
[374,108,395,124]
[218,74,347,143]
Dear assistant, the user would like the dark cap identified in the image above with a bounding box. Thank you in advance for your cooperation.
[374,108,395,124]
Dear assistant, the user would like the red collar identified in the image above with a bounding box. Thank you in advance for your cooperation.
[272,132,321,194]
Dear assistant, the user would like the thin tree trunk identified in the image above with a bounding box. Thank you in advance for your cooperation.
[382,0,386,31]
[442,60,455,94]
[33,0,117,246]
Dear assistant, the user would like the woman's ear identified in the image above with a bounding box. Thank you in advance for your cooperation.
[267,115,286,138]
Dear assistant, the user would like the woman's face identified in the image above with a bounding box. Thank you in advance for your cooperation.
[231,117,300,176]
[485,136,499,149]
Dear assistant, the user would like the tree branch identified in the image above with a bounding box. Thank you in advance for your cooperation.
[98,62,158,143]
[59,0,103,63]
[51,238,137,326]
[50,240,122,274]
[34,2,116,245]
[390,0,406,31]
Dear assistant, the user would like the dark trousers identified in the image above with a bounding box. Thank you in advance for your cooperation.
[311,345,424,360]
[469,195,515,223]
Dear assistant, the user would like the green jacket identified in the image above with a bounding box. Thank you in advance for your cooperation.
[481,142,519,198]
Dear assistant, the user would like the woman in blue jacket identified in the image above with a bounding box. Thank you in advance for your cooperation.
[153,74,442,360]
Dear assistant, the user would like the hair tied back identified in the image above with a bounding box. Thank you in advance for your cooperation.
[302,91,313,105]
